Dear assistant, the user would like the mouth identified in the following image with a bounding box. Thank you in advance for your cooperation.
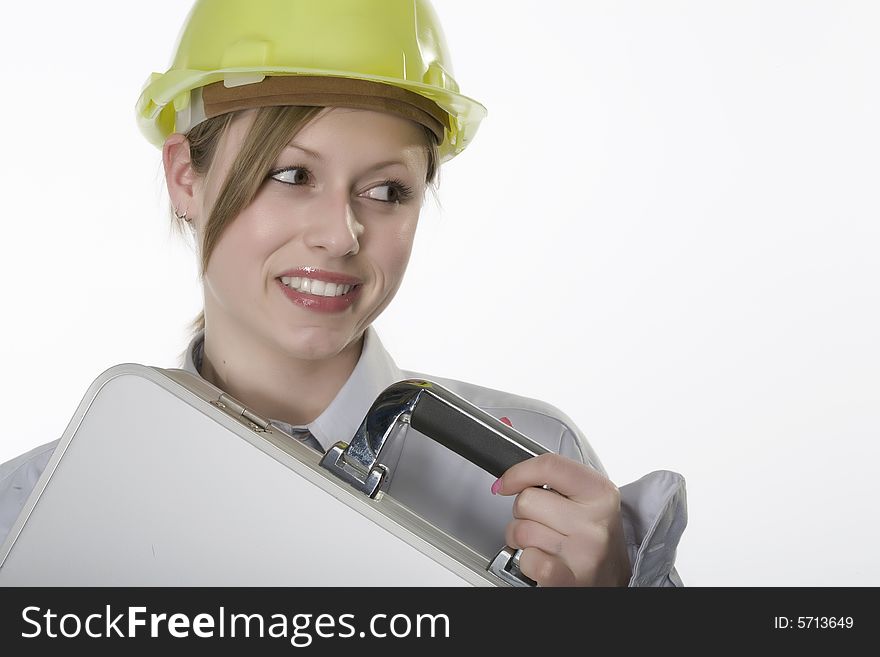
[276,268,362,298]
[278,276,359,298]
[275,268,363,313]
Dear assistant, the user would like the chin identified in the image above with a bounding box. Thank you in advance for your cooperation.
[279,326,359,361]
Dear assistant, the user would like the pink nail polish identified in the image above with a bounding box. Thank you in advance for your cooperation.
[491,478,502,495]
[499,416,513,427]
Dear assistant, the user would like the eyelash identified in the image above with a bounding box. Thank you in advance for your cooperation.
[267,165,415,204]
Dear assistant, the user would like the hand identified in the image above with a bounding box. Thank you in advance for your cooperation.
[492,452,632,587]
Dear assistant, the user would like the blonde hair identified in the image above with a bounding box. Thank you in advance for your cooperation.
[173,105,441,364]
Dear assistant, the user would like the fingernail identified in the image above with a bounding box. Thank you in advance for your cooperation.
[499,416,513,427]
[491,478,502,495]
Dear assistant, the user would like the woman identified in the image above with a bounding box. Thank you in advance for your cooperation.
[0,0,686,586]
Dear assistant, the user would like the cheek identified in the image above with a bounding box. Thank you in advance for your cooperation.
[368,218,419,279]
[205,207,282,283]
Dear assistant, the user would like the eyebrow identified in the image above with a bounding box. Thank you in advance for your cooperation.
[284,142,413,173]
[284,142,324,160]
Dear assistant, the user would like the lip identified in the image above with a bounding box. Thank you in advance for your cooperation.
[276,269,363,314]
[276,267,362,286]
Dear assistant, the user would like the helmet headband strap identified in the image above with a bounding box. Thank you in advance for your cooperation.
[199,75,448,143]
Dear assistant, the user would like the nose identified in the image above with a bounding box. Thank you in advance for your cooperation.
[302,190,364,257]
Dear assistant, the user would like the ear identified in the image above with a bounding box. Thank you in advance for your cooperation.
[163,133,199,216]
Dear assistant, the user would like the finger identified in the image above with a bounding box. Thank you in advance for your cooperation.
[512,486,613,535]
[517,546,576,587]
[505,518,566,556]
[507,519,627,586]
[495,453,619,505]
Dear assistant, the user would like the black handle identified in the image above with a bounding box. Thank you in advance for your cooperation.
[409,384,548,478]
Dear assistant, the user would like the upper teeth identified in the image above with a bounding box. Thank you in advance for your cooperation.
[280,277,354,297]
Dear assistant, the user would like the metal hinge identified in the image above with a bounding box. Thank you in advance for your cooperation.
[488,546,538,587]
[210,393,271,433]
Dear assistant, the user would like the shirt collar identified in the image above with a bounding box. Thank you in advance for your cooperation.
[181,326,406,451]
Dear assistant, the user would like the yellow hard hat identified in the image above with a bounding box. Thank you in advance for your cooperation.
[136,0,487,162]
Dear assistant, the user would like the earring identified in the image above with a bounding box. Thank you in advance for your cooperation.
[174,206,192,222]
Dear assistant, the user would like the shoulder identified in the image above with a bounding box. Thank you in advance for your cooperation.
[400,368,607,474]
[0,440,58,486]
[0,440,59,546]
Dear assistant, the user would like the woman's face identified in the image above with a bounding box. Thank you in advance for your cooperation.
[192,106,430,361]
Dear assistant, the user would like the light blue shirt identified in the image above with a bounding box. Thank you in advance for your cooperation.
[0,326,687,586]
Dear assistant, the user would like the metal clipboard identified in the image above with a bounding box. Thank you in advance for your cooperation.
[0,363,546,586]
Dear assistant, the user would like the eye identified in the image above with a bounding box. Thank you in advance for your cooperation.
[269,166,311,186]
[362,179,415,204]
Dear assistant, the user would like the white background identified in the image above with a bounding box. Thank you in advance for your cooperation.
[0,1,877,586]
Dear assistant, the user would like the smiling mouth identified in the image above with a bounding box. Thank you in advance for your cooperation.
[278,276,359,297]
